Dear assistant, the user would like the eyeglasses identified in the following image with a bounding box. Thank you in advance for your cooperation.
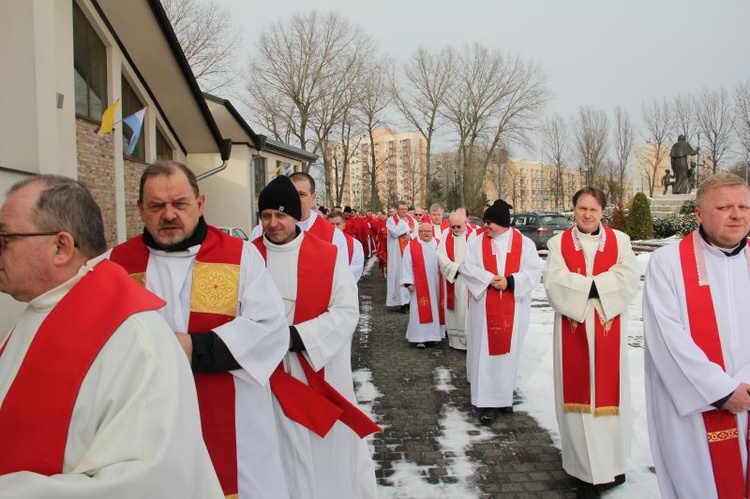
[450,225,464,229]
[414,213,423,216]
[0,231,61,250]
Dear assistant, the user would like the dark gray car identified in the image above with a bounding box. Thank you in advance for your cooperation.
[510,212,571,249]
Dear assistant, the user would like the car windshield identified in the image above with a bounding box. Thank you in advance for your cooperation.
[541,215,569,226]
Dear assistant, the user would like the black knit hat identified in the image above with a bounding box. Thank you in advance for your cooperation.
[483,199,513,227]
[258,175,301,220]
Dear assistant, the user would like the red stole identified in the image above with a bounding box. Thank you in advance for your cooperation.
[110,227,242,495]
[0,259,165,476]
[679,231,750,499]
[253,234,380,439]
[481,229,522,355]
[307,213,336,243]
[392,215,415,255]
[344,232,355,264]
[409,240,435,324]
[445,232,470,310]
[433,220,450,242]
[560,226,620,416]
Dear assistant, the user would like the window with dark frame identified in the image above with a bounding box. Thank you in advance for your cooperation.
[73,3,107,120]
[156,128,173,161]
[254,156,267,207]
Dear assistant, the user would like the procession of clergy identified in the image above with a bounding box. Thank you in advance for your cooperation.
[1,161,749,499]
[387,173,750,499]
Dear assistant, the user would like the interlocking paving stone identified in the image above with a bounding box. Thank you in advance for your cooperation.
[353,263,579,497]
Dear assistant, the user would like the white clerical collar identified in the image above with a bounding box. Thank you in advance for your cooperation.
[297,211,317,231]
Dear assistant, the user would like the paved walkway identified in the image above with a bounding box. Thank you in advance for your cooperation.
[352,262,578,498]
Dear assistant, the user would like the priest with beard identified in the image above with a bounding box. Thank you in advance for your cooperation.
[436,210,475,351]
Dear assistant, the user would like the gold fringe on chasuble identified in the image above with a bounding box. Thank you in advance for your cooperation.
[594,406,620,417]
[563,403,591,414]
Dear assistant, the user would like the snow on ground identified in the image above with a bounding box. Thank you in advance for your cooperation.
[356,249,664,498]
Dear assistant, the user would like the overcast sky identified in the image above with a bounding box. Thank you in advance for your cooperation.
[216,0,750,159]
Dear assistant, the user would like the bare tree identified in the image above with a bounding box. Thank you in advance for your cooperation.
[571,106,609,188]
[308,32,374,204]
[442,43,548,207]
[358,58,393,212]
[612,106,634,204]
[162,0,241,92]
[639,98,673,197]
[542,114,568,210]
[734,81,750,180]
[695,86,734,174]
[246,11,373,172]
[672,94,696,143]
[391,47,456,206]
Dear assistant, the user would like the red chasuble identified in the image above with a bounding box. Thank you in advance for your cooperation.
[481,229,522,355]
[408,240,434,324]
[110,227,242,495]
[0,259,165,476]
[559,226,620,417]
[253,234,380,439]
[679,231,750,499]
[445,232,470,310]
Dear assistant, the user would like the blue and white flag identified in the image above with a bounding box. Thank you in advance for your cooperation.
[123,108,146,155]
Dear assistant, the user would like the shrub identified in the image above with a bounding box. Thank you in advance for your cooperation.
[652,214,698,238]
[625,192,654,240]
[607,202,628,231]
[679,199,697,215]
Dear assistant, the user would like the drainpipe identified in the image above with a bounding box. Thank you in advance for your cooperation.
[196,139,233,181]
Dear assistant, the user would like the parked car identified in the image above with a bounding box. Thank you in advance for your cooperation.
[468,216,483,228]
[510,212,570,249]
[218,226,249,240]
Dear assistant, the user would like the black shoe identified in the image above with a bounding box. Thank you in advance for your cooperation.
[575,481,600,499]
[479,408,498,425]
[400,304,409,314]
[415,343,426,349]
[595,474,625,492]
[498,406,514,414]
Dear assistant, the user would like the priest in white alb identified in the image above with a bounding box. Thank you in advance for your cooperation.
[386,200,418,312]
[543,186,639,498]
[643,173,750,499]
[436,210,474,351]
[401,222,445,348]
[0,175,222,498]
[253,175,379,499]
[462,200,542,424]
[109,161,290,499]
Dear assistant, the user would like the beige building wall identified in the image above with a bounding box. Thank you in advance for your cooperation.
[0,0,78,179]
[342,127,426,210]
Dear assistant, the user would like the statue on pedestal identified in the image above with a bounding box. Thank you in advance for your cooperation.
[669,135,699,194]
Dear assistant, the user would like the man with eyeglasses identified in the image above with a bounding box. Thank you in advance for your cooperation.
[0,175,222,497]
[401,222,445,349]
[436,210,475,351]
[461,199,542,424]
